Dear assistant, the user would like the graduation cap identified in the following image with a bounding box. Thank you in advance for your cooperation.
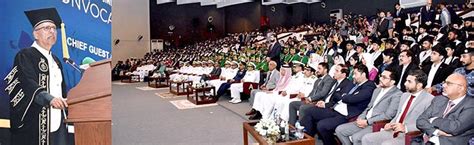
[419,24,429,30]
[420,36,434,44]
[385,39,396,45]
[464,17,474,22]
[355,43,366,49]
[25,8,62,28]
[432,44,447,57]
[400,40,414,46]
[444,43,455,49]
[345,40,355,46]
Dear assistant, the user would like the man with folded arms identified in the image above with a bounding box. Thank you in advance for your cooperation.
[417,73,474,145]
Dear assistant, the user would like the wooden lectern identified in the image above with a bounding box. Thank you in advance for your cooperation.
[66,59,112,145]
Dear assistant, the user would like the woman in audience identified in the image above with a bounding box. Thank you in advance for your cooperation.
[348,55,360,81]
[361,53,378,81]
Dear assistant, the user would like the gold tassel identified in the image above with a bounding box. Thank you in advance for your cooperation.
[61,23,70,59]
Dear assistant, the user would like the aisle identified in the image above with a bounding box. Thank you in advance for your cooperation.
[112,82,250,145]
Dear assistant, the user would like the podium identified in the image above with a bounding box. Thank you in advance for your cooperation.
[66,59,112,145]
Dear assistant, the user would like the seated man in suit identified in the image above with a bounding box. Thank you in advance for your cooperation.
[200,60,222,82]
[301,64,377,145]
[423,45,453,92]
[417,73,474,145]
[215,61,246,98]
[246,61,280,111]
[362,69,434,145]
[288,63,336,125]
[335,66,403,145]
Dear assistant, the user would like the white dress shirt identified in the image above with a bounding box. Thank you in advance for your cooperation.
[398,64,409,89]
[426,62,441,87]
[324,79,343,103]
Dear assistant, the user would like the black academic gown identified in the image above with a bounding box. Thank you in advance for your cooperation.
[5,47,67,145]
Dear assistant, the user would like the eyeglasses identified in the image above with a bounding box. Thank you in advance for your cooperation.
[35,26,57,32]
[443,81,463,87]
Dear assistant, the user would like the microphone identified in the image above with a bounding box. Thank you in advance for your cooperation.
[63,57,82,73]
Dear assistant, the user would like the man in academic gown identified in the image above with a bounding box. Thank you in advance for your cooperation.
[5,8,70,145]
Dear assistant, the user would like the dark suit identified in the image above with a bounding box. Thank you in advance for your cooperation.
[266,42,282,68]
[394,8,407,33]
[397,63,419,92]
[377,18,389,38]
[288,75,336,125]
[422,63,453,88]
[202,67,222,81]
[216,69,246,97]
[325,79,355,108]
[420,5,436,25]
[300,81,376,145]
[373,54,384,70]
[417,96,474,145]
[419,56,432,69]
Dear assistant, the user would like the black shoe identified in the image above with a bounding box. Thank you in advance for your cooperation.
[245,109,257,116]
[248,112,262,120]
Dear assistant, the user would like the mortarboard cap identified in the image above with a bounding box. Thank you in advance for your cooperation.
[400,40,413,46]
[432,44,447,57]
[420,36,434,44]
[464,17,474,22]
[355,43,366,49]
[25,8,62,28]
[346,40,355,45]
[385,38,396,45]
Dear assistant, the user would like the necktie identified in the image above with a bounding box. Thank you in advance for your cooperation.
[442,101,455,118]
[398,95,415,123]
[328,82,340,97]
[264,71,272,86]
[348,84,359,95]
[325,82,340,103]
[394,95,415,138]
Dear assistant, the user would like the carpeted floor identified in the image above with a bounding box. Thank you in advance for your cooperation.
[112,82,254,145]
[112,81,321,145]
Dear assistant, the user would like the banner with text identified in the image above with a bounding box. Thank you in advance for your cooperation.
[0,0,112,120]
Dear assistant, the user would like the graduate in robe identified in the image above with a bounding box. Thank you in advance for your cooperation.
[5,8,70,145]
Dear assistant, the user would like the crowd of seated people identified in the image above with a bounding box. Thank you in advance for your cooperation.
[114,2,474,144]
